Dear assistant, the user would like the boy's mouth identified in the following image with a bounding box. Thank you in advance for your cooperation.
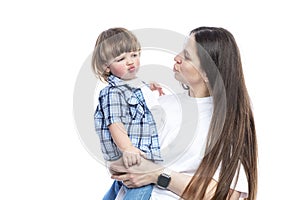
[128,66,135,72]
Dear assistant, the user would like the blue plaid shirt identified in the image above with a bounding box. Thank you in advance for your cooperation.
[94,75,162,161]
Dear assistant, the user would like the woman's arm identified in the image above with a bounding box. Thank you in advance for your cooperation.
[166,170,192,196]
[109,159,197,197]
[164,172,240,199]
[109,158,242,199]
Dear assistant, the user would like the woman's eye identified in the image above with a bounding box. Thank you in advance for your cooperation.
[183,50,190,60]
[132,53,138,57]
[184,54,190,61]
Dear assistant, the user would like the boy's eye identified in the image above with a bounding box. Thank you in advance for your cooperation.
[130,51,139,57]
[116,57,125,62]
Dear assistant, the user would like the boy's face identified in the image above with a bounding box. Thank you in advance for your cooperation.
[107,51,140,80]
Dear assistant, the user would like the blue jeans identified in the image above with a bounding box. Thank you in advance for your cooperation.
[103,180,152,200]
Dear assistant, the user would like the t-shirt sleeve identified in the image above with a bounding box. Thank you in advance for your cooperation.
[213,163,248,198]
[100,88,126,126]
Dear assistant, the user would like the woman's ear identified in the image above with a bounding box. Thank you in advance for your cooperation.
[204,76,209,83]
[201,70,209,83]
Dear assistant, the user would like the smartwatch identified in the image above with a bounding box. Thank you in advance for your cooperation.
[157,168,171,189]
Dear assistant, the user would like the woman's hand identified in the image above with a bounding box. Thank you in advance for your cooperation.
[108,158,163,188]
[112,169,159,188]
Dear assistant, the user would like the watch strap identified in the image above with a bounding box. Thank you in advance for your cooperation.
[162,167,172,176]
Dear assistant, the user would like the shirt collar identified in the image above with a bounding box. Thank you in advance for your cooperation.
[108,75,144,89]
[107,75,126,87]
[107,75,144,108]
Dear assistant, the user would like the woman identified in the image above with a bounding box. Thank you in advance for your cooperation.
[109,27,258,200]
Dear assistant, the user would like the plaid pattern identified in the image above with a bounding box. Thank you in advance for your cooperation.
[94,75,162,161]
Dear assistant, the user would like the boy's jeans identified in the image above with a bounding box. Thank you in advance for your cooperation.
[103,180,153,200]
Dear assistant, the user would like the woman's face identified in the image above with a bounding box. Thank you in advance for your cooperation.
[173,35,206,88]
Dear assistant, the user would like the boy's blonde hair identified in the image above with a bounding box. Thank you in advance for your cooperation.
[92,27,141,82]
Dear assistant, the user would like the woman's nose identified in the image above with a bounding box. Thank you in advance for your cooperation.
[174,55,182,64]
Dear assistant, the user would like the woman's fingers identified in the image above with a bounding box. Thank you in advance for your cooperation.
[111,173,127,181]
[111,174,134,188]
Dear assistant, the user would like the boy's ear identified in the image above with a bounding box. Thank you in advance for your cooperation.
[104,65,111,76]
[104,64,110,72]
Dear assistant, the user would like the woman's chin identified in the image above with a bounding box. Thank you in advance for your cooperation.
[174,74,185,84]
[174,73,180,81]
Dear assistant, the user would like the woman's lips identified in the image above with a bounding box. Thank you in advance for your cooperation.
[173,64,179,72]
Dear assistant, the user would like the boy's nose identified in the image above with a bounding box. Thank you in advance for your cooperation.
[126,57,134,65]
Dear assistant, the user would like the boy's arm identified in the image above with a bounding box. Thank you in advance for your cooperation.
[108,122,144,168]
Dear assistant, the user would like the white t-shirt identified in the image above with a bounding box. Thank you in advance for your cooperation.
[117,92,248,199]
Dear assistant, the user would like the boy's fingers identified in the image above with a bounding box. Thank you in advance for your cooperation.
[136,155,141,165]
[123,158,129,169]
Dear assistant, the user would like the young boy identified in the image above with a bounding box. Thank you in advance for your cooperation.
[92,27,164,200]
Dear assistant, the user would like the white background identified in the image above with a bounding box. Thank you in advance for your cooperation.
[1,0,299,199]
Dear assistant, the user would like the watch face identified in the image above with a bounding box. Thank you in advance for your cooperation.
[158,174,171,188]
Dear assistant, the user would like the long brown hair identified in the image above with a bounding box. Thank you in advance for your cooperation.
[182,27,257,199]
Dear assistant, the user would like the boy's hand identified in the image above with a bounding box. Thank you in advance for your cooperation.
[149,82,165,96]
[122,146,145,168]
